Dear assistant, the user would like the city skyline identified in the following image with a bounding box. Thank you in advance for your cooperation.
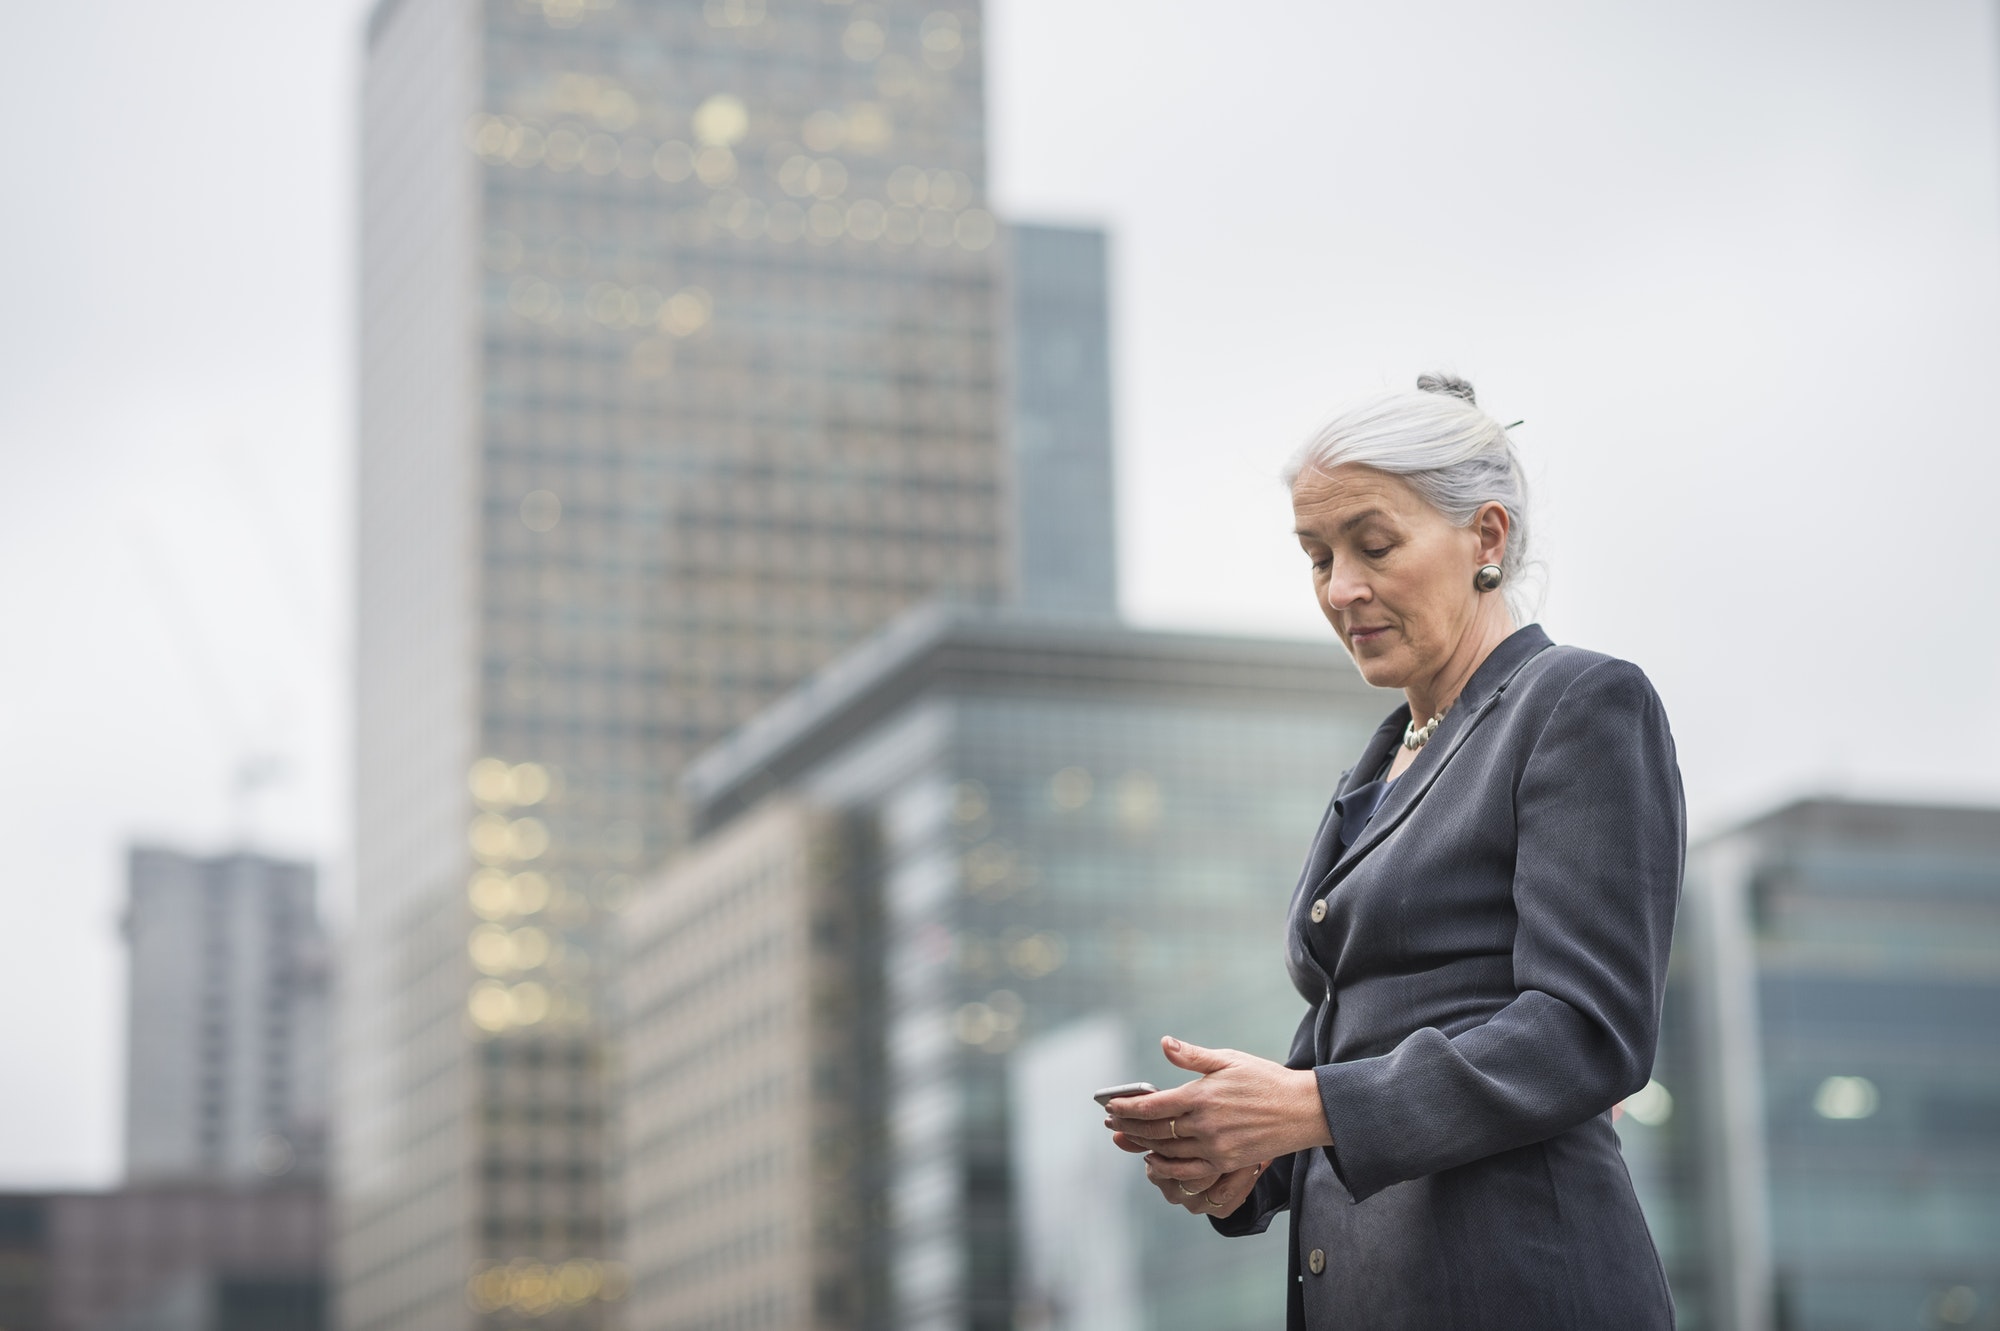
[7,0,2000,1190]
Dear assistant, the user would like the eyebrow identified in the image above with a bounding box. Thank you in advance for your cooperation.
[1293,508,1388,538]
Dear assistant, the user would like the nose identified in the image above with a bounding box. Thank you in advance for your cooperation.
[1324,561,1369,613]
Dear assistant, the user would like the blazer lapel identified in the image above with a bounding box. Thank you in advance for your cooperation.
[1342,711,1409,799]
[1318,625,1555,891]
[1292,711,1407,898]
[1288,711,1400,919]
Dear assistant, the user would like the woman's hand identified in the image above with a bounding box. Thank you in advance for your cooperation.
[1104,1036,1333,1180]
[1143,1156,1269,1216]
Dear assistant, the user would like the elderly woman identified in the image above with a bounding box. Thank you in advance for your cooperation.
[1103,374,1683,1329]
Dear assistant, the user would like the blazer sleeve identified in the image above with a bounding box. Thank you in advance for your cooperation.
[1312,657,1685,1204]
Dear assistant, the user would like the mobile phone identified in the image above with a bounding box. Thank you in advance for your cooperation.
[1093,1082,1159,1108]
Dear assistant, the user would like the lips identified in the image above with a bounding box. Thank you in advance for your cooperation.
[1347,625,1391,645]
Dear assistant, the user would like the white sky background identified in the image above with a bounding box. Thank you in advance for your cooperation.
[2,0,1997,1186]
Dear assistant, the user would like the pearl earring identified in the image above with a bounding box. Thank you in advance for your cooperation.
[1474,563,1503,592]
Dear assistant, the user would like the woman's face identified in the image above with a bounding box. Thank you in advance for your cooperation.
[1291,463,1500,692]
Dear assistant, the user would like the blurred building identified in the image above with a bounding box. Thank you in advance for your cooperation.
[621,605,1392,1331]
[123,848,328,1184]
[0,848,335,1329]
[1006,224,1116,616]
[0,1185,325,1331]
[621,799,881,1330]
[1618,797,2000,1331]
[349,0,1017,1326]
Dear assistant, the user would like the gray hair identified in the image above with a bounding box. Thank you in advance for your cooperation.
[1283,373,1540,619]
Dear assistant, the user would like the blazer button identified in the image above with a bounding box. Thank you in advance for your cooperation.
[1309,898,1328,923]
[1308,1248,1326,1275]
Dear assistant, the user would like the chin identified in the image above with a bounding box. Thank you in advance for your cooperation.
[1355,663,1409,692]
[1346,644,1411,691]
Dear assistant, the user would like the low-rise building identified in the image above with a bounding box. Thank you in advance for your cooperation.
[0,1185,326,1331]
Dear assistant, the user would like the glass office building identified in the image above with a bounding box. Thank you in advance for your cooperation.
[1006,224,1115,616]
[1619,798,2000,1331]
[626,606,1394,1330]
[351,1,1008,1326]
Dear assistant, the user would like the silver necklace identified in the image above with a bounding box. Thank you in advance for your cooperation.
[1401,700,1454,750]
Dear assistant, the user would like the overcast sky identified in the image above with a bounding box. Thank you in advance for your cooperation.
[3,0,1996,1186]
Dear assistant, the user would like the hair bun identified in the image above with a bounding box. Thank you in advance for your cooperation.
[1415,373,1477,405]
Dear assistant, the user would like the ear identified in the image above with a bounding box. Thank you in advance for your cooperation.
[1471,501,1510,569]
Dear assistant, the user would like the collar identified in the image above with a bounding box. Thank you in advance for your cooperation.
[1337,622,1552,799]
[1325,622,1554,876]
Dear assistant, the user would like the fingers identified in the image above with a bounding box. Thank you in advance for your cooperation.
[1135,1150,1273,1219]
[1103,1087,1192,1122]
[1146,1174,1214,1215]
[1112,1130,1199,1159]
[1105,1110,1187,1135]
[1141,1150,1221,1182]
[1203,1160,1269,1216]
[1160,1034,1235,1076]
[1145,1160,1219,1193]
[1142,1156,1270,1216]
[1144,1158,1220,1214]
[1105,1119,1204,1157]
[1106,1039,1237,1123]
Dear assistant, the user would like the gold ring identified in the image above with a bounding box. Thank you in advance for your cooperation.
[1170,1119,1179,1139]
[1176,1182,1205,1196]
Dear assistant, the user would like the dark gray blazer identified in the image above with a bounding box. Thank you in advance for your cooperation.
[1212,624,1683,1330]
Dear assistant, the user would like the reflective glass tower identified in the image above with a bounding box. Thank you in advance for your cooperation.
[1621,797,2000,1331]
[349,0,1005,1325]
[1007,224,1115,616]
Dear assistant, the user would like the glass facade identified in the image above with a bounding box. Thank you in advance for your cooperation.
[932,694,1362,1331]
[1007,224,1115,616]
[352,1,1006,1327]
[653,608,1394,1330]
[1614,949,1707,1324]
[1622,799,2000,1331]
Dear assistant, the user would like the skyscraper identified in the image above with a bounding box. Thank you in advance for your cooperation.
[123,847,328,1185]
[1006,224,1116,616]
[349,0,1007,1325]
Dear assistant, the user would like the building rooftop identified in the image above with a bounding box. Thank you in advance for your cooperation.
[1700,794,2000,855]
[685,603,1382,830]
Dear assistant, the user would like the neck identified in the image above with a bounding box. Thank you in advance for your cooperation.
[1405,604,1517,725]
